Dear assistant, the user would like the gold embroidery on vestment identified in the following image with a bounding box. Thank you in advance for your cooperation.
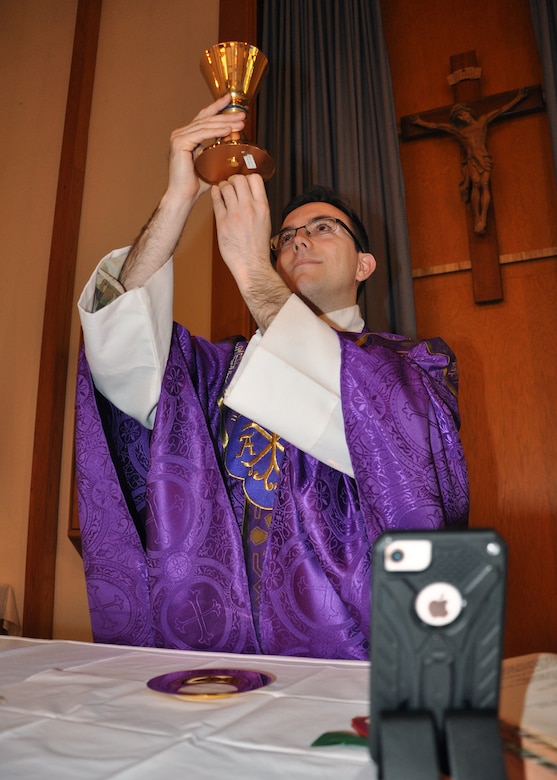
[236,422,284,492]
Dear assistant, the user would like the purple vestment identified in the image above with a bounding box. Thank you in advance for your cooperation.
[75,324,468,659]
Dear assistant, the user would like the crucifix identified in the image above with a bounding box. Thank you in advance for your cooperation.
[400,51,545,303]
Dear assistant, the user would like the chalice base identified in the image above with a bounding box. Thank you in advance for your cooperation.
[195,140,275,184]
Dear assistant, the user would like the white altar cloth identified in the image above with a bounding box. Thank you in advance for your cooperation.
[0,636,373,779]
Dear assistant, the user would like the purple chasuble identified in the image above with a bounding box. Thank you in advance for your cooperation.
[75,323,468,660]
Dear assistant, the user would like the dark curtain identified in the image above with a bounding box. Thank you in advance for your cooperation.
[529,0,557,183]
[257,0,416,336]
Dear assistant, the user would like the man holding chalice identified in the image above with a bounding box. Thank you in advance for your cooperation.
[75,41,468,659]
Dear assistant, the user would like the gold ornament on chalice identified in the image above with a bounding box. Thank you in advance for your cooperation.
[194,41,275,184]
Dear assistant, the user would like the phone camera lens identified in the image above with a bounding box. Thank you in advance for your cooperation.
[391,549,404,562]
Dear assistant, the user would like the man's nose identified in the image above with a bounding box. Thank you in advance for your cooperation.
[293,228,311,249]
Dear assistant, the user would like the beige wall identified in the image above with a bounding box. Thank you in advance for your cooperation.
[1,0,77,636]
[1,0,219,640]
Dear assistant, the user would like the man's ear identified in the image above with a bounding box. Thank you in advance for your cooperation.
[356,252,376,282]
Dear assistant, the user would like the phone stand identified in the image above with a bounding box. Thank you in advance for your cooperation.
[370,530,509,779]
[378,709,507,780]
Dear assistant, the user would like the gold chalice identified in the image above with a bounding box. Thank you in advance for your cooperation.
[194,41,275,184]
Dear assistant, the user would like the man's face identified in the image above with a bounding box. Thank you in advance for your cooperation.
[274,202,375,314]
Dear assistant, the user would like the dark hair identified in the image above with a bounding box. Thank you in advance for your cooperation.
[280,185,370,254]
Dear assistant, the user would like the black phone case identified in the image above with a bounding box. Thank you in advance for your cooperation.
[369,529,507,766]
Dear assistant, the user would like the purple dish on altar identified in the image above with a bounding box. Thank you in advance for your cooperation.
[147,668,274,699]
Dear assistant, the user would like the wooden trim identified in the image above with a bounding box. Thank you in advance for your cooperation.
[412,261,472,279]
[23,0,102,638]
[68,456,82,556]
[500,247,557,264]
[412,247,557,279]
[210,0,258,341]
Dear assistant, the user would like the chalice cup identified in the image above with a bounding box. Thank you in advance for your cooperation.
[194,41,275,184]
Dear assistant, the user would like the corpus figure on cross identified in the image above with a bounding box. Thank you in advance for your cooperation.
[411,87,528,234]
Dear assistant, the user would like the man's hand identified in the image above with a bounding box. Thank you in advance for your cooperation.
[211,174,271,283]
[167,94,246,204]
[211,175,291,332]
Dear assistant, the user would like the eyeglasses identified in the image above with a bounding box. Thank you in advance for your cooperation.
[270,216,364,253]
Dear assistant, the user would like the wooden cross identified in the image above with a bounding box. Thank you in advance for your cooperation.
[400,51,544,303]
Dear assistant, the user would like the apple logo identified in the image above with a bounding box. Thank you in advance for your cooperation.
[415,582,463,626]
[428,596,448,618]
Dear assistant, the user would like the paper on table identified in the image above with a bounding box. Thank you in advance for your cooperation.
[499,653,557,771]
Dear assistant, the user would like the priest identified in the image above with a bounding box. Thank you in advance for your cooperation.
[76,95,469,659]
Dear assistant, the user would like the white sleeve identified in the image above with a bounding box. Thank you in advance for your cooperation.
[224,295,354,477]
[77,248,173,429]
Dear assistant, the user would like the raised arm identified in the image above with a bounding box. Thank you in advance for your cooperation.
[410,114,455,135]
[78,96,247,427]
[485,86,529,124]
[120,94,247,290]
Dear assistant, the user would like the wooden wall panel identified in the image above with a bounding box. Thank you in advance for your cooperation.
[23,0,102,639]
[381,0,557,657]
[414,261,557,656]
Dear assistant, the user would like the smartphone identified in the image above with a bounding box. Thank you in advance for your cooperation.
[369,529,507,775]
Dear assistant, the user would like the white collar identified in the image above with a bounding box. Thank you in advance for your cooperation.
[319,305,365,333]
